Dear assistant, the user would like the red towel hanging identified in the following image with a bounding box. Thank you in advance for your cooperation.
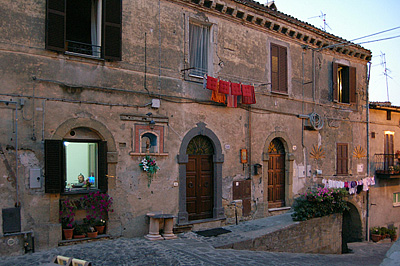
[231,82,242,96]
[242,85,256,104]
[241,84,253,97]
[206,75,218,91]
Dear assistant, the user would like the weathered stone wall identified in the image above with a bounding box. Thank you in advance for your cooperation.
[0,0,371,253]
[221,213,343,254]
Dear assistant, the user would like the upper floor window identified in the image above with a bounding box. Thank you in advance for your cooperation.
[394,192,400,207]
[189,22,210,77]
[337,143,349,175]
[270,43,288,94]
[332,63,356,103]
[46,0,122,61]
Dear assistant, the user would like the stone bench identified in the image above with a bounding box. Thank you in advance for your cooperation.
[145,212,177,240]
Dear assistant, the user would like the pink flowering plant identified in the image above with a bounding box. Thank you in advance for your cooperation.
[59,198,77,229]
[80,191,113,226]
[139,155,160,187]
[292,187,348,221]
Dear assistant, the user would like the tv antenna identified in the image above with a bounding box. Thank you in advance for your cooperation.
[308,11,331,32]
[380,52,392,102]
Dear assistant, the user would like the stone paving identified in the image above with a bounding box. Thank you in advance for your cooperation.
[0,213,396,266]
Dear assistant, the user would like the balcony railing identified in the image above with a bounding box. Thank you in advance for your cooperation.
[66,40,101,58]
[373,153,400,178]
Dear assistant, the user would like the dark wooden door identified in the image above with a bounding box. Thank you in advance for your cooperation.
[186,155,213,220]
[268,154,285,208]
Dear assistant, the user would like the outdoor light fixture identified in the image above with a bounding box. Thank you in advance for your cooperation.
[149,120,156,129]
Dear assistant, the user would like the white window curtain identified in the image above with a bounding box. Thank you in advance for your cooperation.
[189,23,209,77]
[91,0,102,57]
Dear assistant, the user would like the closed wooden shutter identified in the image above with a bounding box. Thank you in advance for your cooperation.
[98,141,108,192]
[349,66,357,103]
[45,140,64,193]
[337,143,348,175]
[103,0,122,61]
[332,63,338,102]
[271,44,288,93]
[46,0,66,52]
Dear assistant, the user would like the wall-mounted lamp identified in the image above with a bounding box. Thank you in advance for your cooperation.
[254,163,262,175]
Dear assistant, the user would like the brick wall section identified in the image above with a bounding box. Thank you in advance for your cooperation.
[220,213,343,254]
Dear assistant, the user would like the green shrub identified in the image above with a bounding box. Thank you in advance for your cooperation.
[292,187,349,221]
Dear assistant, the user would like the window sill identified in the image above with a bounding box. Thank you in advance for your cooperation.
[271,90,288,96]
[129,152,168,156]
[61,188,101,195]
[65,51,104,61]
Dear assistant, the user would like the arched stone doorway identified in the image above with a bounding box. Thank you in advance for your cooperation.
[177,122,225,224]
[342,202,363,253]
[267,138,286,208]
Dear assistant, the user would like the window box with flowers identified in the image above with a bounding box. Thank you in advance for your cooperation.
[139,155,160,187]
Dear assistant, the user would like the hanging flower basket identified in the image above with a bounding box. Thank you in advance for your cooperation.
[139,155,160,187]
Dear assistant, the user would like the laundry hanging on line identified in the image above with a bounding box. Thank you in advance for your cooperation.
[322,176,375,195]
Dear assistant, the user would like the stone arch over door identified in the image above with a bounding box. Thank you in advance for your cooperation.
[342,201,363,253]
[52,117,118,189]
[177,122,225,224]
[262,131,294,214]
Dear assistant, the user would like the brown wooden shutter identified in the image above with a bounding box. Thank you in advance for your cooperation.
[45,0,66,52]
[337,143,348,175]
[98,141,108,192]
[271,44,279,92]
[332,62,338,102]
[278,46,288,93]
[349,66,357,103]
[45,140,64,193]
[103,0,122,61]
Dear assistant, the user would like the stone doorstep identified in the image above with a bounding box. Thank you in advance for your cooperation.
[58,235,110,246]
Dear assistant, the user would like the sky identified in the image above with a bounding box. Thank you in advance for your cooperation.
[259,0,400,106]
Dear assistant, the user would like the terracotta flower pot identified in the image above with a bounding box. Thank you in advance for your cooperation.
[73,234,85,239]
[95,225,105,234]
[87,231,98,238]
[391,235,398,242]
[63,228,74,240]
[371,234,381,242]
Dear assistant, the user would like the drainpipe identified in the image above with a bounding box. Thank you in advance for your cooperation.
[248,106,252,180]
[366,61,371,241]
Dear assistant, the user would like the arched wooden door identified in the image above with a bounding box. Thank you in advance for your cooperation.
[268,138,285,208]
[186,136,214,221]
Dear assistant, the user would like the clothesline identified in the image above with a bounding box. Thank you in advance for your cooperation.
[204,75,256,106]
[322,176,375,195]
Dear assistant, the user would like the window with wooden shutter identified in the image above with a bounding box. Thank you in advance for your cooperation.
[45,140,64,193]
[98,141,108,192]
[332,63,356,104]
[270,43,288,94]
[45,0,122,61]
[103,0,122,61]
[337,143,348,175]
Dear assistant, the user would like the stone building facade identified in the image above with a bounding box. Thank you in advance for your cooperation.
[0,0,373,253]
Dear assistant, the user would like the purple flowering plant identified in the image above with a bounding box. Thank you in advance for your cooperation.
[59,198,77,229]
[80,191,113,226]
[292,187,348,221]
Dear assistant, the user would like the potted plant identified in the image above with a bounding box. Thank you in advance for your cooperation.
[139,155,160,187]
[73,224,86,239]
[59,198,77,240]
[80,191,113,235]
[389,227,398,242]
[380,226,390,239]
[86,225,98,238]
[370,227,381,242]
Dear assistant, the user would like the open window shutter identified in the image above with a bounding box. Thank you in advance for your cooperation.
[278,46,288,93]
[98,141,108,192]
[45,140,64,193]
[332,63,338,102]
[103,0,122,61]
[45,0,66,52]
[271,44,279,92]
[349,66,357,103]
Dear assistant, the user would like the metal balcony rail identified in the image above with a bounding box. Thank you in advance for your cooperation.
[373,153,400,172]
[66,40,101,58]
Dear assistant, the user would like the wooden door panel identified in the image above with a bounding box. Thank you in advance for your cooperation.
[268,154,285,207]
